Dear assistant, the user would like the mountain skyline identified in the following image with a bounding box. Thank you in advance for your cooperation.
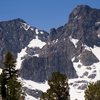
[0,4,100,100]
[0,0,100,31]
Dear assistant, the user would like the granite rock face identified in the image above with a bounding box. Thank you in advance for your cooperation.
[64,5,100,47]
[20,31,77,82]
[80,50,99,66]
[0,5,100,98]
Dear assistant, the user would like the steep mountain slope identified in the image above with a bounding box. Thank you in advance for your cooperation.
[19,5,100,100]
[0,18,48,66]
[0,17,77,99]
[0,5,100,100]
[49,5,100,100]
[0,18,49,99]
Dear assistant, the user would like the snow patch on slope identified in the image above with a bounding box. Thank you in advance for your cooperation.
[95,21,100,26]
[0,68,2,74]
[16,48,27,69]
[40,31,44,34]
[33,54,39,57]
[69,45,100,100]
[70,62,100,100]
[21,23,30,31]
[92,46,100,60]
[35,29,39,34]
[91,46,100,81]
[21,79,49,92]
[69,36,78,48]
[84,45,91,51]
[25,94,38,100]
[35,29,45,35]
[30,27,34,31]
[98,34,100,38]
[28,36,46,49]
[16,36,46,70]
[69,84,85,100]
[19,78,49,100]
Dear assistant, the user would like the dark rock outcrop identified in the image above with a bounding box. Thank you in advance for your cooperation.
[80,50,99,66]
[64,5,100,47]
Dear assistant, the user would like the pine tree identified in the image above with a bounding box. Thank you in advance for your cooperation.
[7,76,23,100]
[0,52,24,100]
[85,81,100,100]
[40,72,70,100]
[0,71,7,100]
[4,52,17,79]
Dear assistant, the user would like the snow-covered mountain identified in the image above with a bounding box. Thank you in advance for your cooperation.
[0,5,100,100]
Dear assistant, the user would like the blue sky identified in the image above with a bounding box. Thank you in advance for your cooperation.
[0,0,100,31]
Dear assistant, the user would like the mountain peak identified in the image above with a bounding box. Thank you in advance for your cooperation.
[8,18,26,23]
[13,18,26,23]
[69,5,92,18]
[0,18,26,24]
[76,5,91,9]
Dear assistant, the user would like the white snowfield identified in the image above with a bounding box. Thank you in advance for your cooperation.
[18,78,49,100]
[25,94,38,100]
[0,68,2,74]
[69,45,100,100]
[20,78,49,92]
[28,36,46,49]
[69,83,85,100]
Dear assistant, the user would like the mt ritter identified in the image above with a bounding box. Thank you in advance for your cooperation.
[0,5,100,100]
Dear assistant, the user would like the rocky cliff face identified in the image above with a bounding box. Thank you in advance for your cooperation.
[19,5,100,99]
[0,18,48,67]
[0,18,78,82]
[65,5,100,47]
[20,5,100,82]
[0,5,100,100]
